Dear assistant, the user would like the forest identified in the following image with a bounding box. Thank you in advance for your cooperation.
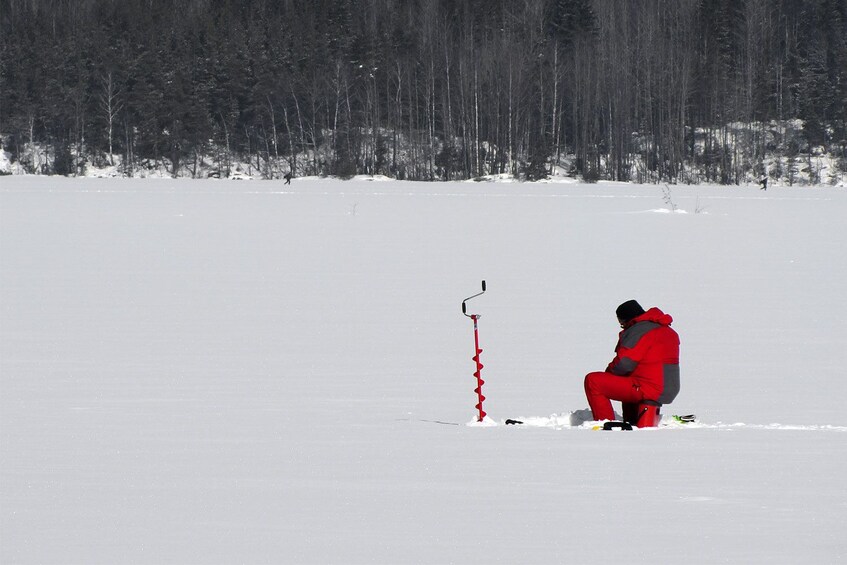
[1,0,846,183]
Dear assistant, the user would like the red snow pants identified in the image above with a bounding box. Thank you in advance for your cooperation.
[584,371,645,422]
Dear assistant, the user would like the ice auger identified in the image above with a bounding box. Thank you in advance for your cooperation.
[462,280,487,422]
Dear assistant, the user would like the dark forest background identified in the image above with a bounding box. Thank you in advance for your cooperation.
[1,0,846,182]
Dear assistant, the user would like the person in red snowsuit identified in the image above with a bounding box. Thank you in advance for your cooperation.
[584,300,680,424]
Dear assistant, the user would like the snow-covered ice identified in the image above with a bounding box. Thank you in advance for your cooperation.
[2,176,846,563]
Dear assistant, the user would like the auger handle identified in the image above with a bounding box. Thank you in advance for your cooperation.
[461,280,486,317]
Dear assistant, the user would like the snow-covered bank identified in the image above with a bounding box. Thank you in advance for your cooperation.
[2,178,846,564]
[3,118,847,187]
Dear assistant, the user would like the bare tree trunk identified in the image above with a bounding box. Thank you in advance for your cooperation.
[444,40,453,142]
[282,104,295,175]
[99,71,123,166]
[267,96,280,179]
[508,56,514,175]
[219,113,231,177]
[394,61,402,176]
[291,89,307,173]
[552,42,560,174]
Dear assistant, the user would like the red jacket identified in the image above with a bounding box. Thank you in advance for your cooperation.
[606,307,680,404]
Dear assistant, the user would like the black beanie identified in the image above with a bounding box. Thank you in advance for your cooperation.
[616,300,645,323]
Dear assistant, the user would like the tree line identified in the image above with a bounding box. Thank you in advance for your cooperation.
[1,0,846,182]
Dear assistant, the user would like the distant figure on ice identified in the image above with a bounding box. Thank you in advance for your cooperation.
[583,300,680,427]
[759,175,768,190]
[284,171,293,185]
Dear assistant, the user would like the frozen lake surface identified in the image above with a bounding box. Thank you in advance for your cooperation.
[2,176,846,564]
